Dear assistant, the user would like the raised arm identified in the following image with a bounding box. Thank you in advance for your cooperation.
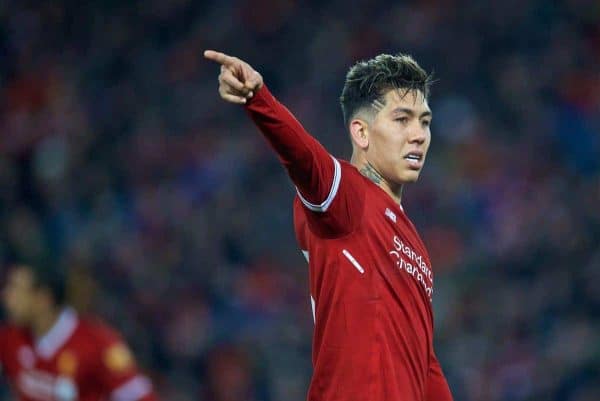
[204,50,340,213]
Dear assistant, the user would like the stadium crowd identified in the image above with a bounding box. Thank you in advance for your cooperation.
[0,0,598,400]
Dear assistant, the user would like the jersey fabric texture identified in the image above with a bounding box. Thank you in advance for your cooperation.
[246,85,453,401]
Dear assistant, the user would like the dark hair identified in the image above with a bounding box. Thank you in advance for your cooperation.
[340,53,433,126]
[18,261,67,306]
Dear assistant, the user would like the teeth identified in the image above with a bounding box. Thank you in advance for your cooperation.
[405,155,421,161]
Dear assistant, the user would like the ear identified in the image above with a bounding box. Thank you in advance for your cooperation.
[349,119,369,149]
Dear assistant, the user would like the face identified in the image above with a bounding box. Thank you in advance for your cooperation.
[2,267,38,326]
[358,89,432,185]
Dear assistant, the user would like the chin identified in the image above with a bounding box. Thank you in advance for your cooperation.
[399,171,421,183]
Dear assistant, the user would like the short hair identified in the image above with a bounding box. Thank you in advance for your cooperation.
[340,53,433,126]
[16,261,67,306]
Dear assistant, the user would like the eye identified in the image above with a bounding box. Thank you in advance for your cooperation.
[395,117,409,124]
[421,120,431,128]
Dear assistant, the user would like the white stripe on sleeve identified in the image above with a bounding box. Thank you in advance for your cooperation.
[296,156,341,212]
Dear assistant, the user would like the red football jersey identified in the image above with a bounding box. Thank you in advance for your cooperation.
[246,86,453,401]
[0,308,157,401]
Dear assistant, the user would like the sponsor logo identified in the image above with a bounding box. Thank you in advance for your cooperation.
[385,208,397,223]
[388,235,434,301]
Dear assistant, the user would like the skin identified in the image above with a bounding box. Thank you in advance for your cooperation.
[2,266,61,338]
[203,50,432,204]
[349,89,432,203]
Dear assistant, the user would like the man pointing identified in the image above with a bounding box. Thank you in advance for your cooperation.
[205,49,453,401]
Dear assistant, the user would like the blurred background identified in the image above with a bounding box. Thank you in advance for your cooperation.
[0,0,598,400]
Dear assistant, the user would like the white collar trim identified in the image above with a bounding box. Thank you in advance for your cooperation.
[35,307,78,359]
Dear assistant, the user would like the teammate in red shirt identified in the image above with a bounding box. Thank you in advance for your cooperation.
[0,264,158,401]
[204,50,454,401]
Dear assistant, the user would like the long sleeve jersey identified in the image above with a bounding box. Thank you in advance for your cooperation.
[245,85,452,401]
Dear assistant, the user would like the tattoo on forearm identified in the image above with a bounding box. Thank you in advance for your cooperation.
[360,163,383,185]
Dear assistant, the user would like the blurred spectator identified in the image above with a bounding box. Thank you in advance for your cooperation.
[0,263,158,401]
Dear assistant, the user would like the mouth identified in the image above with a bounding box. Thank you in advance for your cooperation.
[404,152,424,169]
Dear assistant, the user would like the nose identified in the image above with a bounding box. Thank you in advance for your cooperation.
[408,123,427,144]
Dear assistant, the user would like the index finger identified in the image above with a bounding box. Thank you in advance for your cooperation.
[204,50,236,67]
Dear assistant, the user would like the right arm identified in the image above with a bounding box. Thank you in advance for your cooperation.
[204,50,341,214]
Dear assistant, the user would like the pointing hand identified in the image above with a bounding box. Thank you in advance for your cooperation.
[204,50,264,104]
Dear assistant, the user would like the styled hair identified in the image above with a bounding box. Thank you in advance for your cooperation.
[17,261,67,306]
[340,53,433,126]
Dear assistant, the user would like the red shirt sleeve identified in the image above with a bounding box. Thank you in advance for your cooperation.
[246,85,364,237]
[91,325,157,401]
[245,85,336,206]
[426,352,453,401]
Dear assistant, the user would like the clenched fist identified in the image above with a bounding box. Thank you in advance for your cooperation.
[204,50,264,104]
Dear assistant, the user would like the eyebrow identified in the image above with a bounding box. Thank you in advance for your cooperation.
[391,107,432,119]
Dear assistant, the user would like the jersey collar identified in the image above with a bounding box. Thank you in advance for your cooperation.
[35,307,79,359]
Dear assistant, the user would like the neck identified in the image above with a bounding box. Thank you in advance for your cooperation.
[31,306,61,339]
[351,156,403,204]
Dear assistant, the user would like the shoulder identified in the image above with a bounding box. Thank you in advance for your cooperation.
[339,159,380,191]
[0,326,22,372]
[294,158,369,238]
[0,324,28,345]
[78,317,137,372]
[338,159,373,197]
[77,316,124,346]
[338,159,362,178]
[0,325,30,367]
